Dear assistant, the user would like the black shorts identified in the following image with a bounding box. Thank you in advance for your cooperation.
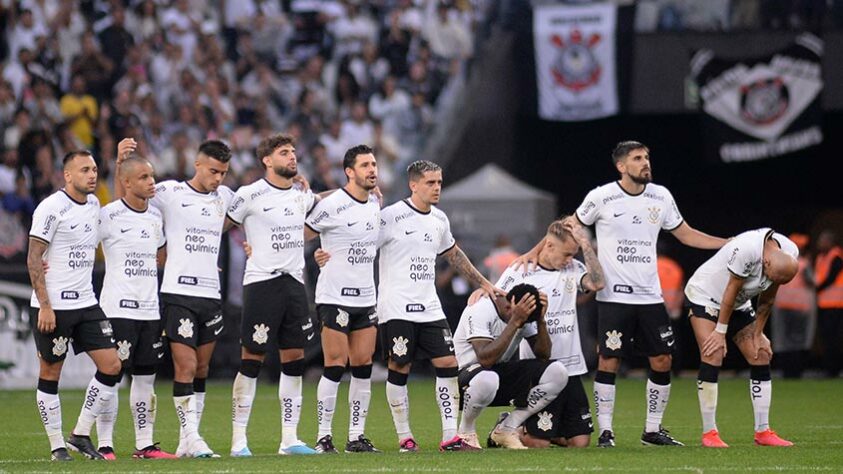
[241,275,315,352]
[109,318,164,369]
[380,319,455,365]
[597,302,675,357]
[458,359,551,409]
[161,293,223,348]
[31,305,115,364]
[524,375,593,440]
[686,301,757,337]
[317,304,377,334]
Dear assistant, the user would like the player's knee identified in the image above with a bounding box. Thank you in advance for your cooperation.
[597,356,619,372]
[650,354,672,372]
[521,432,551,448]
[99,354,123,376]
[567,435,590,448]
[541,361,569,395]
[39,362,62,380]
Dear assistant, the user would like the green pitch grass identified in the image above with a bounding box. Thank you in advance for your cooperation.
[1,377,842,472]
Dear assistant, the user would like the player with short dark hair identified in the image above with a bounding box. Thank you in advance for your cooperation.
[304,144,382,453]
[28,151,123,461]
[685,228,799,448]
[516,141,727,447]
[453,283,570,449]
[94,141,176,460]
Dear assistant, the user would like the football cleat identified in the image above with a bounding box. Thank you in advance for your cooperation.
[230,446,252,457]
[345,434,381,453]
[486,412,510,448]
[133,443,178,459]
[66,434,104,459]
[97,446,116,460]
[399,437,419,452]
[314,435,338,454]
[439,435,481,452]
[597,430,615,448]
[489,427,527,450]
[702,429,729,448]
[458,432,482,449]
[50,447,73,461]
[179,438,220,458]
[279,443,317,455]
[754,429,793,447]
[641,426,684,446]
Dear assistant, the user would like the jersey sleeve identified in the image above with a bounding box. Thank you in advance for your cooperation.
[378,210,393,247]
[573,259,589,292]
[521,321,538,338]
[226,188,249,225]
[495,266,521,292]
[29,198,58,244]
[774,233,799,259]
[97,207,111,244]
[726,239,757,278]
[149,181,171,210]
[155,214,166,248]
[576,187,602,226]
[661,188,684,231]
[305,189,317,214]
[437,212,457,255]
[464,302,496,341]
[305,199,334,234]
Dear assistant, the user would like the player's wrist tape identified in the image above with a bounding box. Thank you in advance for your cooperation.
[714,323,728,334]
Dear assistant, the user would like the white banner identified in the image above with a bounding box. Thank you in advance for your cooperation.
[534,3,618,121]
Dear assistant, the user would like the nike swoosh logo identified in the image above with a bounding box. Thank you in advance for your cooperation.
[347,222,358,227]
[307,334,315,341]
[214,327,223,336]
[405,230,417,235]
[666,341,675,347]
[613,212,625,218]
[181,203,194,207]
[70,224,79,229]
[263,207,274,212]
[120,228,131,233]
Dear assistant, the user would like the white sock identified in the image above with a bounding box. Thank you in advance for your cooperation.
[74,375,117,436]
[348,376,371,439]
[231,372,257,451]
[645,380,671,433]
[173,394,200,444]
[279,374,303,447]
[37,390,65,451]
[458,371,498,434]
[750,379,772,432]
[316,376,340,439]
[95,389,118,448]
[594,381,616,433]
[386,381,412,441]
[697,381,718,433]
[131,375,157,451]
[436,377,459,441]
[195,391,206,429]
[503,361,568,431]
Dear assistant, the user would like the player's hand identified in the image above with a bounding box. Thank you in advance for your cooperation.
[753,332,773,360]
[116,138,137,164]
[292,173,311,192]
[510,251,539,273]
[538,291,548,317]
[37,307,56,333]
[510,293,536,327]
[467,288,487,306]
[314,248,331,267]
[42,260,49,275]
[562,216,590,246]
[480,281,506,300]
[243,241,253,258]
[702,330,727,357]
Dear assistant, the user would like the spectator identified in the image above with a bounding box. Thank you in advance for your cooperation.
[369,75,410,124]
[349,40,390,98]
[0,148,19,196]
[70,31,114,100]
[30,143,60,202]
[25,77,62,130]
[330,1,378,60]
[59,74,98,147]
[815,230,843,378]
[340,99,374,148]
[7,9,48,61]
[422,1,472,61]
[0,81,16,125]
[483,234,519,283]
[4,108,32,150]
[98,6,134,76]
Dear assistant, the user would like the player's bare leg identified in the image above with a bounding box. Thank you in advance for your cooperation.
[691,317,728,448]
[733,323,792,447]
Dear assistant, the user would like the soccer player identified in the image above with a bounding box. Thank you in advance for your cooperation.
[94,150,177,459]
[453,283,569,449]
[475,217,604,448]
[225,134,319,456]
[148,140,234,458]
[28,151,123,461]
[315,160,501,452]
[516,140,727,447]
[685,228,798,448]
[304,145,382,453]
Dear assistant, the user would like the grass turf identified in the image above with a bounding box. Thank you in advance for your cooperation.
[1,377,842,472]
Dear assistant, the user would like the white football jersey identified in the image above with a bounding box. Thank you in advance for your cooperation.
[453,298,526,369]
[306,188,380,307]
[227,179,316,286]
[377,200,456,323]
[685,228,798,311]
[99,200,166,321]
[494,262,589,376]
[151,180,234,299]
[29,190,100,310]
[576,182,684,304]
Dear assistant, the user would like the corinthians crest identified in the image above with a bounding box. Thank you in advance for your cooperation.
[550,30,602,92]
[252,323,269,344]
[392,336,409,357]
[177,318,194,339]
[52,336,69,357]
[605,330,623,351]
[537,411,554,431]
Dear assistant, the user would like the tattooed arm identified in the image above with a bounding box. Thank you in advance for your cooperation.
[443,245,504,298]
[28,238,56,333]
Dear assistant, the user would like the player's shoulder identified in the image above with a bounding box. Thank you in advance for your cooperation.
[154,179,180,194]
[234,179,267,199]
[430,205,449,223]
[216,184,235,199]
[772,232,799,259]
[100,199,123,218]
[36,191,64,210]
[643,183,673,199]
[380,201,403,219]
[564,258,587,274]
